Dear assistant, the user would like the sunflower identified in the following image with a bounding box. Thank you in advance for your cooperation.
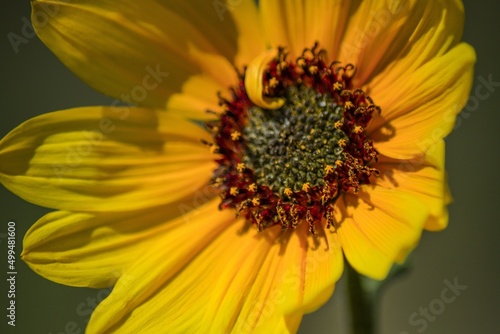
[1,0,474,333]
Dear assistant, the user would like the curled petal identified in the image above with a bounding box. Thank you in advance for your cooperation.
[245,49,285,110]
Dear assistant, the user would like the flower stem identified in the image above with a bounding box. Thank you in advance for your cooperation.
[346,262,376,334]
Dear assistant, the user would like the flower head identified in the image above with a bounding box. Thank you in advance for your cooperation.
[0,1,475,333]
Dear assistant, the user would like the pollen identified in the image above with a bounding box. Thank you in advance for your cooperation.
[284,188,293,196]
[230,187,239,196]
[344,101,354,109]
[269,77,279,88]
[210,144,219,154]
[308,65,318,74]
[236,163,246,173]
[325,165,335,175]
[231,131,241,141]
[333,82,343,91]
[353,125,363,134]
[213,177,224,187]
[248,183,257,192]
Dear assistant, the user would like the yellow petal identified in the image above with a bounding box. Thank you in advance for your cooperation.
[0,107,216,211]
[340,0,465,86]
[368,43,475,159]
[220,226,303,333]
[86,218,341,332]
[165,1,266,121]
[260,0,351,60]
[164,74,223,120]
[155,0,265,69]
[229,0,267,68]
[376,140,450,231]
[232,223,343,328]
[336,186,428,280]
[21,194,221,288]
[245,49,285,109]
[301,231,344,314]
[160,43,240,121]
[86,221,268,332]
[31,0,241,108]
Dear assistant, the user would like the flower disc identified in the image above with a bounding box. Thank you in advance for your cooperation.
[207,44,380,233]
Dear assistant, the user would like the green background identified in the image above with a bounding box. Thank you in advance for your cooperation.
[1,1,499,333]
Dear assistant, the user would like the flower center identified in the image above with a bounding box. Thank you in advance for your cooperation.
[205,44,380,233]
[243,85,347,194]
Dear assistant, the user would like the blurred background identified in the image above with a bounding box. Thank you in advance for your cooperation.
[1,1,499,333]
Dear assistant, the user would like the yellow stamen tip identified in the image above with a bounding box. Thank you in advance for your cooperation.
[333,82,343,90]
[269,77,279,88]
[231,131,241,141]
[248,183,257,192]
[353,125,363,134]
[236,163,246,172]
[209,145,219,154]
[230,187,239,196]
[345,101,354,109]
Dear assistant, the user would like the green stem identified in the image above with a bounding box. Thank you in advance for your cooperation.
[346,262,376,334]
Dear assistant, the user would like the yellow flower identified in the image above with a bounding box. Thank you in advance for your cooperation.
[0,1,475,333]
